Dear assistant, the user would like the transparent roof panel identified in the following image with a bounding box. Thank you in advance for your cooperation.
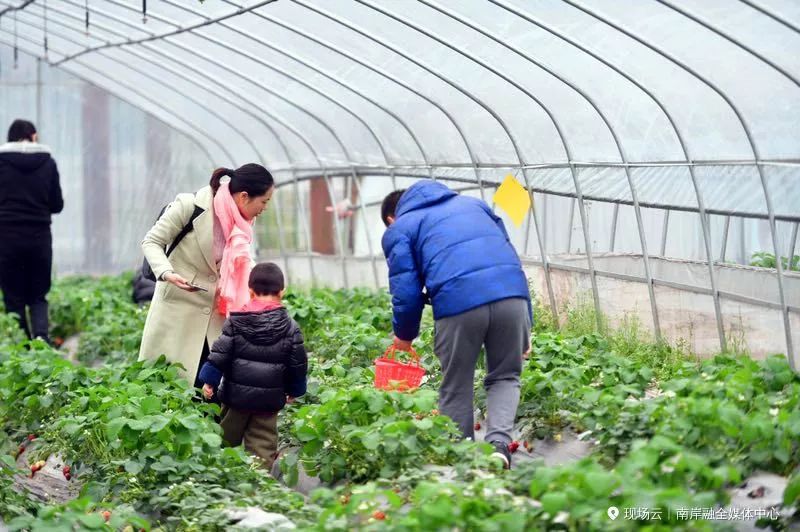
[0,0,796,217]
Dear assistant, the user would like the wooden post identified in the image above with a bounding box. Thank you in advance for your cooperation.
[309,177,335,255]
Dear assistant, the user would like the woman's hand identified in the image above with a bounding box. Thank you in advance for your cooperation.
[162,272,196,292]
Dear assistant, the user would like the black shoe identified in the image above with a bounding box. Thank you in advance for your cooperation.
[490,440,511,469]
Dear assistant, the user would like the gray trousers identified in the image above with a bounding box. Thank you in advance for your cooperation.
[434,297,530,444]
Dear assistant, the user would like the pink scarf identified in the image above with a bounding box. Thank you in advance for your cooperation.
[213,182,254,316]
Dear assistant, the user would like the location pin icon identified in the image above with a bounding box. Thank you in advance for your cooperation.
[608,506,619,520]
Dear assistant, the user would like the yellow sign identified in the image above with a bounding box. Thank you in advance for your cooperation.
[492,175,531,227]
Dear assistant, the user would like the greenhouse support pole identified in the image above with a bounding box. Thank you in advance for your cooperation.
[333,0,583,322]
[111,0,377,288]
[610,203,619,252]
[0,37,220,167]
[661,210,670,257]
[220,0,434,180]
[294,0,489,206]
[521,178,559,320]
[720,216,731,263]
[36,0,318,284]
[566,198,575,253]
[514,0,726,350]
[737,0,800,33]
[789,223,799,269]
[283,0,486,208]
[566,0,793,364]
[432,0,661,333]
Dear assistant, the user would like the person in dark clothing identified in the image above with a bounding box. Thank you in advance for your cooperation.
[381,180,532,469]
[0,119,64,344]
[131,267,156,306]
[198,262,307,469]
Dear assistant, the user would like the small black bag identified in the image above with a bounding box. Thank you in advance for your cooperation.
[141,203,205,282]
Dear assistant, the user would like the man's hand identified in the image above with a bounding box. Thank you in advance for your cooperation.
[286,395,295,404]
[523,346,531,360]
[202,383,214,400]
[393,336,413,352]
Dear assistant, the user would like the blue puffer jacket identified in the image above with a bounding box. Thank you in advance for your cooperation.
[382,180,532,341]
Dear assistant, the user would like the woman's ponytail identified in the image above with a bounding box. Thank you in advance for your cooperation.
[210,167,237,194]
[210,164,273,197]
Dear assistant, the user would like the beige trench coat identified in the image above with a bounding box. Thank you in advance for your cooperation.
[138,185,224,381]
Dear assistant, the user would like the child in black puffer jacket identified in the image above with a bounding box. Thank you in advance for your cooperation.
[198,262,307,469]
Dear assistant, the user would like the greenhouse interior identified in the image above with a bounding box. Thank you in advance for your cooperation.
[0,0,798,530]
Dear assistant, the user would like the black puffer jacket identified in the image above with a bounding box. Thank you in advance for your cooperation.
[202,306,307,413]
[0,142,63,228]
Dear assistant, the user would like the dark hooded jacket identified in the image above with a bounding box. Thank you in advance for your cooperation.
[198,301,307,413]
[0,142,63,228]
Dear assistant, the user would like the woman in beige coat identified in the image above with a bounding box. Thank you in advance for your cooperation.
[138,164,275,386]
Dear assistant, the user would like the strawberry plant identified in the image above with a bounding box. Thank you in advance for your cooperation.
[287,388,475,484]
[4,496,149,531]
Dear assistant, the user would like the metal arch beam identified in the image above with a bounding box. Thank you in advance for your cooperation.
[131,0,487,286]
[563,0,795,367]
[218,2,433,175]
[290,2,557,315]
[658,0,800,90]
[89,0,381,288]
[164,0,389,167]
[221,0,434,224]
[490,1,728,355]
[48,0,297,162]
[422,0,663,340]
[0,37,221,167]
[346,0,602,329]
[156,0,386,287]
[4,16,255,166]
[737,0,800,34]
[5,6,304,280]
[290,0,561,322]
[286,2,483,192]
[50,0,280,66]
[40,1,350,287]
[218,0,430,175]
[0,32,233,166]
[6,15,297,280]
[58,0,345,164]
[0,0,33,17]
[117,0,469,190]
[26,0,310,278]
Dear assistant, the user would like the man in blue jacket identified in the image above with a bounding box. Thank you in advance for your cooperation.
[381,180,532,468]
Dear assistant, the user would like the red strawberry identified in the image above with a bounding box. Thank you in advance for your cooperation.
[29,460,46,477]
[101,511,111,522]
[64,473,71,481]
[474,422,481,430]
[15,445,25,458]
[53,337,64,347]
[27,434,36,442]
[372,510,386,520]
[431,409,439,416]
[62,465,71,478]
[508,441,520,453]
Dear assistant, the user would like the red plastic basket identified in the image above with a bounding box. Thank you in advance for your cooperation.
[374,346,426,391]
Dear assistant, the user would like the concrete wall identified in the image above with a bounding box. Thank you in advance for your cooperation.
[268,252,799,363]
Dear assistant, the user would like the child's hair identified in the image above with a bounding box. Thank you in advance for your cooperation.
[381,189,406,227]
[249,262,285,296]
